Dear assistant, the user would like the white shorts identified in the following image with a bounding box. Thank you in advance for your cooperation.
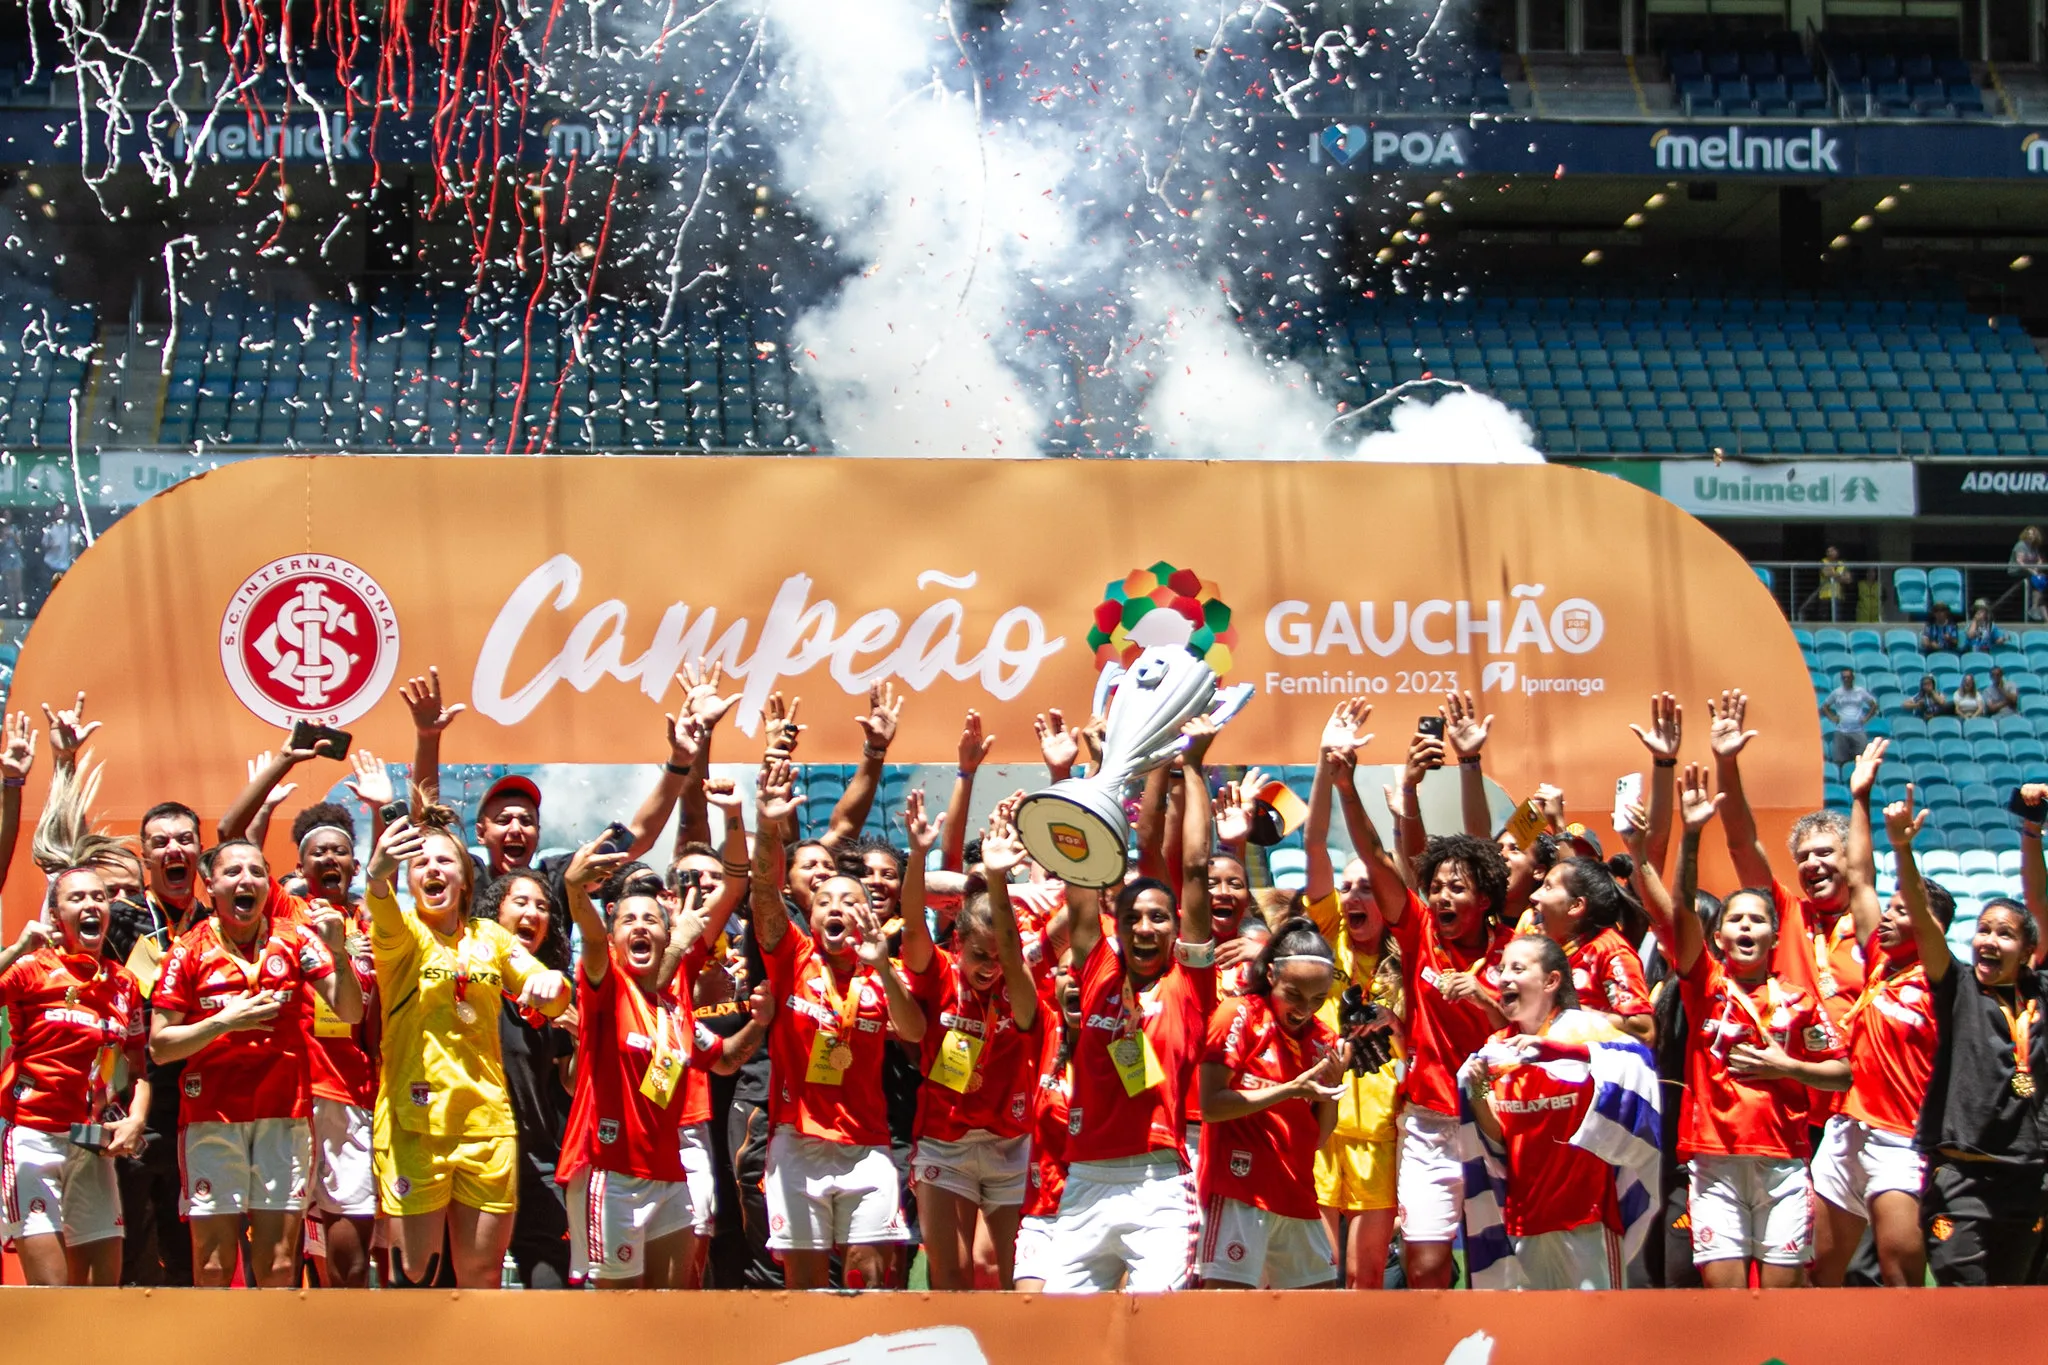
[1510,1224,1622,1291]
[679,1122,718,1236]
[1198,1195,1336,1288]
[1396,1107,1464,1244]
[1041,1154,1198,1294]
[913,1132,1031,1208]
[310,1099,376,1218]
[1810,1115,1927,1222]
[763,1127,909,1251]
[0,1119,122,1245]
[1011,1213,1059,1284]
[569,1168,697,1281]
[1689,1153,1812,1267]
[181,1118,313,1217]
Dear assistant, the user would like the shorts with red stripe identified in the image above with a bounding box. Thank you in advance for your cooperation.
[1508,1222,1623,1290]
[1198,1195,1336,1288]
[1,1118,122,1245]
[1039,1153,1197,1294]
[567,1168,697,1282]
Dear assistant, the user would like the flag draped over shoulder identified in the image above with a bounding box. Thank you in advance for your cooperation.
[1454,1009,1662,1289]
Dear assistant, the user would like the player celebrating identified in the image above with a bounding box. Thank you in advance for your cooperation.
[149,840,363,1286]
[1196,919,1346,1288]
[1041,717,1221,1295]
[899,794,1046,1289]
[1630,769,1848,1288]
[559,837,771,1288]
[0,868,150,1285]
[1528,856,1655,1043]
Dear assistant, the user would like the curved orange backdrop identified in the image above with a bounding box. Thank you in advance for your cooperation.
[4,456,1815,917]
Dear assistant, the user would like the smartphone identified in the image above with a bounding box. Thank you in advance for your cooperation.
[1417,716,1446,739]
[2008,786,2048,823]
[1613,772,1644,832]
[288,719,353,760]
[594,820,634,857]
[378,799,409,828]
[673,867,705,896]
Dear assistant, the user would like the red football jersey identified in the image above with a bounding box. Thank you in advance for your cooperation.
[1485,1027,1620,1238]
[762,930,895,1148]
[560,961,724,1183]
[1182,955,1253,1126]
[1570,928,1652,1019]
[1023,1031,1072,1220]
[1197,994,1337,1221]
[0,950,145,1132]
[1390,892,1514,1117]
[910,948,1044,1143]
[665,945,717,1128]
[306,899,378,1108]
[1069,935,1217,1165]
[1771,880,1864,1121]
[1677,950,1843,1160]
[1842,958,1939,1138]
[153,917,335,1125]
[1008,881,1064,992]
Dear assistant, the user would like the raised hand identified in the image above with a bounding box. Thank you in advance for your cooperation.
[1320,697,1373,763]
[400,667,464,735]
[856,681,905,756]
[566,838,633,891]
[672,886,709,953]
[1034,708,1081,772]
[679,660,741,730]
[756,757,800,824]
[1532,782,1566,832]
[764,693,804,758]
[1180,713,1222,766]
[11,918,53,954]
[41,691,98,767]
[981,800,1028,876]
[0,710,36,783]
[957,709,995,772]
[1678,762,1723,834]
[246,753,300,813]
[344,749,395,808]
[1628,692,1683,762]
[1849,736,1889,801]
[365,816,427,885]
[705,777,745,821]
[745,980,775,1024]
[664,711,705,769]
[1080,712,1107,764]
[1707,689,1755,760]
[1616,800,1650,856]
[1440,690,1493,760]
[1884,785,1927,846]
[1402,730,1447,789]
[903,788,944,858]
[1213,780,1251,845]
[849,903,891,966]
[303,900,349,953]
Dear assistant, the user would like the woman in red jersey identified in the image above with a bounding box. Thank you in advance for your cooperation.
[1196,918,1346,1288]
[1465,935,1628,1290]
[1011,962,1077,1292]
[752,759,926,1289]
[1040,717,1220,1294]
[559,838,770,1287]
[1528,856,1655,1043]
[1631,767,1849,1288]
[0,867,149,1284]
[901,794,1045,1288]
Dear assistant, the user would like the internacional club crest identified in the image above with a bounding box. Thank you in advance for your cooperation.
[220,555,400,727]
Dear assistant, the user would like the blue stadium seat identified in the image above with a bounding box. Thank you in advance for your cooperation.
[1928,716,1965,741]
[1893,569,1929,617]
[1928,568,1967,613]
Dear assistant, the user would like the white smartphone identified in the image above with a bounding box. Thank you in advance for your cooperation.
[1612,772,1644,833]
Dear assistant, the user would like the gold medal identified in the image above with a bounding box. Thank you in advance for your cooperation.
[2015,1072,2037,1099]
[966,1070,985,1093]
[828,1044,854,1072]
[453,1000,478,1026]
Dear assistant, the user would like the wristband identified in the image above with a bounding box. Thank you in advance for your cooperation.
[663,760,692,777]
[863,744,887,761]
[1,776,21,789]
[1174,938,1217,969]
[956,769,975,780]
[1653,757,1677,769]
[1458,757,1481,768]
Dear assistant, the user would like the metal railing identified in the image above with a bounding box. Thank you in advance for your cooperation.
[1752,558,2040,625]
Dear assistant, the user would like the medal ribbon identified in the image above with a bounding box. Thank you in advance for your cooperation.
[1996,993,2038,1095]
[1716,975,1784,1057]
[215,923,269,994]
[618,975,685,1071]
[817,961,867,1048]
[955,960,999,1088]
[1840,962,1924,1031]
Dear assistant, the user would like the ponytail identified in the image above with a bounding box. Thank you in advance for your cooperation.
[1249,916,1335,996]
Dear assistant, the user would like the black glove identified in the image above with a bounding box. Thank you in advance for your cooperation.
[1339,984,1396,1076]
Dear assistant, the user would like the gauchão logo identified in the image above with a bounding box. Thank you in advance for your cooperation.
[1088,562,1238,674]
[220,555,401,727]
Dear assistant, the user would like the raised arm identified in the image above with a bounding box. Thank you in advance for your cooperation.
[1707,689,1774,890]
[218,739,319,844]
[1178,719,1220,945]
[851,901,925,1043]
[825,682,903,849]
[41,691,99,781]
[1336,737,1412,925]
[615,712,704,860]
[399,667,465,811]
[1393,727,1446,873]
[941,710,993,873]
[1845,737,1888,950]
[1034,708,1081,785]
[1133,766,1173,882]
[1441,690,1494,838]
[0,711,37,889]
[979,801,1040,1031]
[750,758,800,955]
[1640,765,1722,977]
[343,748,397,852]
[1886,787,1950,983]
[564,838,632,987]
[898,789,943,976]
[1628,692,1683,874]
[675,662,742,854]
[1306,699,1372,902]
[300,901,365,1026]
[363,816,428,938]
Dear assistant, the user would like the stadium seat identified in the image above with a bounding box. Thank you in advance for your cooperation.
[1927,716,1964,741]
[1928,568,1967,613]
[1893,569,1929,617]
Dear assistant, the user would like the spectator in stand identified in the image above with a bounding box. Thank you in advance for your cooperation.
[1823,670,1879,767]
[1905,676,1954,720]
[1856,568,1884,624]
[1985,668,2021,718]
[1921,603,1962,655]
[0,516,24,616]
[1965,600,2012,654]
[1804,547,1853,623]
[2010,526,2047,623]
[1953,676,1988,721]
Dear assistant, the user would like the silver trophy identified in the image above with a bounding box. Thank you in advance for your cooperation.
[1016,646,1253,888]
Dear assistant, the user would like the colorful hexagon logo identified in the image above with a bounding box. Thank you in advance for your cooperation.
[1086,561,1236,675]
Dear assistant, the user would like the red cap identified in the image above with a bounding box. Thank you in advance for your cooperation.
[482,774,543,810]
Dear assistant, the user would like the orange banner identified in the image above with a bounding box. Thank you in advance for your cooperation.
[6,456,1816,907]
[0,1286,2033,1363]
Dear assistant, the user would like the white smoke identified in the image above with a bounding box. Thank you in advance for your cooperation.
[1344,386,1545,463]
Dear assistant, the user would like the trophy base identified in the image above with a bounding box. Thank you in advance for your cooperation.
[1016,783,1131,890]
